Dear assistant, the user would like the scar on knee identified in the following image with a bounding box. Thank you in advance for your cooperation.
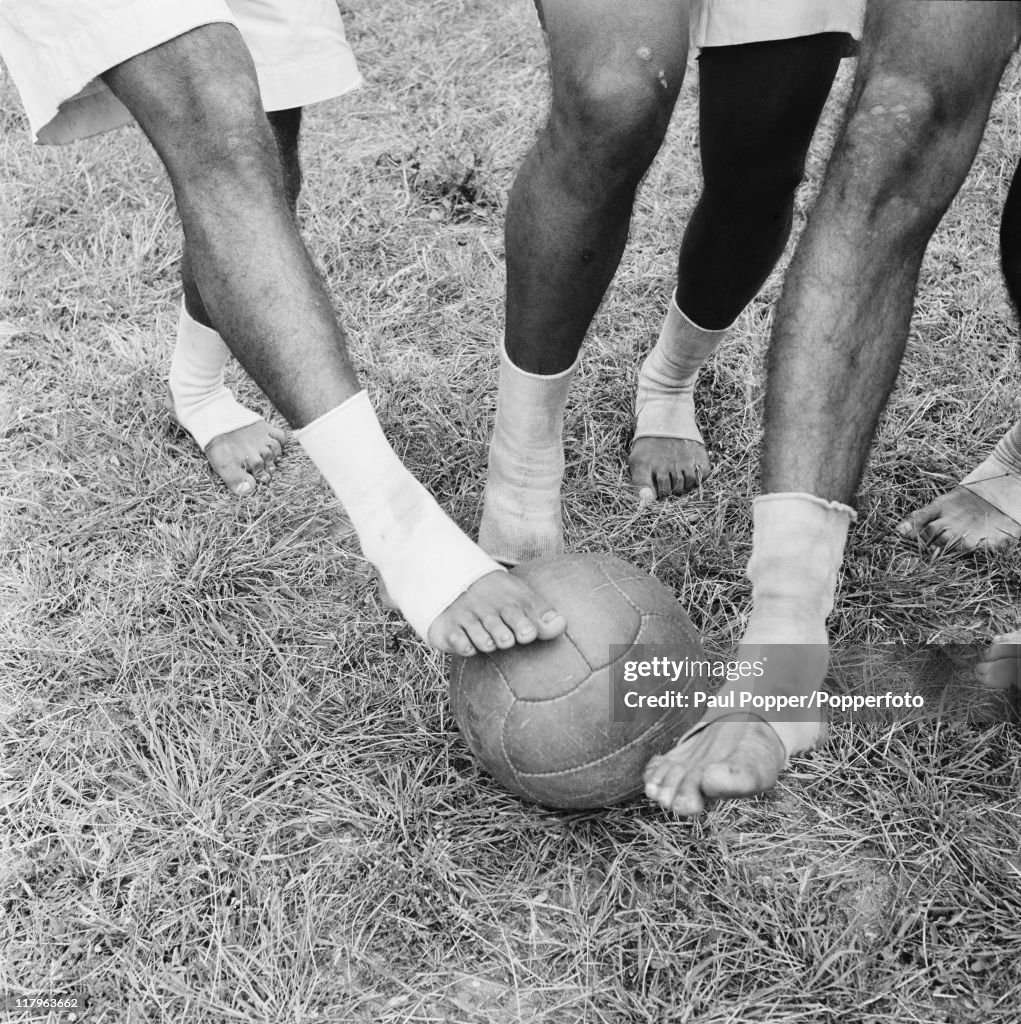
[635,46,669,90]
[868,103,911,118]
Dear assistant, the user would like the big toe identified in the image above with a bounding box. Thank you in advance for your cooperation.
[206,451,257,497]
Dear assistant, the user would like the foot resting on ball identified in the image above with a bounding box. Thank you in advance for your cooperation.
[644,493,854,815]
[897,420,1021,554]
[629,295,729,502]
[297,390,567,657]
[169,301,286,497]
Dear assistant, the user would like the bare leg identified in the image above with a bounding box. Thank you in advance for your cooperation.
[171,107,301,497]
[898,156,1021,552]
[478,0,688,564]
[630,33,845,499]
[505,0,689,374]
[645,0,1021,815]
[102,25,566,656]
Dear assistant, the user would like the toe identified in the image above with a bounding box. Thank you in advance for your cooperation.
[896,509,927,538]
[500,603,538,645]
[628,459,656,505]
[264,436,284,463]
[647,755,691,811]
[234,473,257,497]
[918,517,951,548]
[678,467,699,495]
[643,752,670,792]
[481,612,515,650]
[534,608,567,641]
[212,456,256,497]
[669,782,706,817]
[463,618,498,654]
[443,626,477,658]
[653,470,672,500]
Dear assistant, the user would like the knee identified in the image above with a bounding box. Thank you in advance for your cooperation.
[160,80,283,201]
[837,71,986,233]
[546,62,675,187]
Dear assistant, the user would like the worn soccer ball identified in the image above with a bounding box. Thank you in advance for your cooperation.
[448,552,703,809]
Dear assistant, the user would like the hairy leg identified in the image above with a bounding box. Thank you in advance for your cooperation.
[898,155,1021,552]
[171,107,302,496]
[102,25,567,656]
[646,0,1021,815]
[631,32,845,499]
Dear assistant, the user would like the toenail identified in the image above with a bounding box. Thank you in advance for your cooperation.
[541,611,561,623]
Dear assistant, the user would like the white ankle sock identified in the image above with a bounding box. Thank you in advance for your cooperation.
[633,293,731,446]
[478,341,578,565]
[960,420,1021,525]
[168,300,262,450]
[679,492,856,761]
[295,390,500,640]
[739,492,856,757]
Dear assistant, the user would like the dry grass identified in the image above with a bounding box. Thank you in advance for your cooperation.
[2,1,1021,1021]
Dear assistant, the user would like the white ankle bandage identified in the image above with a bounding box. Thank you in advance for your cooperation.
[961,420,1021,525]
[168,300,262,450]
[681,492,856,761]
[478,341,578,565]
[295,390,500,640]
[633,294,731,445]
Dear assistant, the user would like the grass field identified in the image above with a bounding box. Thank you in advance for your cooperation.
[2,1,1021,1021]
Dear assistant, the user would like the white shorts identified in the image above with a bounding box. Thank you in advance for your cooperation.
[690,0,866,49]
[0,0,362,144]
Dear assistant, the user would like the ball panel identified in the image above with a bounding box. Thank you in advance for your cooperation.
[633,611,703,649]
[612,571,700,622]
[512,709,696,809]
[448,654,516,782]
[448,553,705,809]
[478,629,593,703]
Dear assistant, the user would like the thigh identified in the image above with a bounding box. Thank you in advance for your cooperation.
[698,33,844,184]
[0,0,236,143]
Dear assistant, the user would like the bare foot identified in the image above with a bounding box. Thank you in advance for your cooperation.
[897,485,1021,553]
[643,643,828,816]
[975,629,1021,693]
[644,713,787,815]
[168,395,287,497]
[426,569,567,657]
[897,447,1021,554]
[628,435,710,502]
